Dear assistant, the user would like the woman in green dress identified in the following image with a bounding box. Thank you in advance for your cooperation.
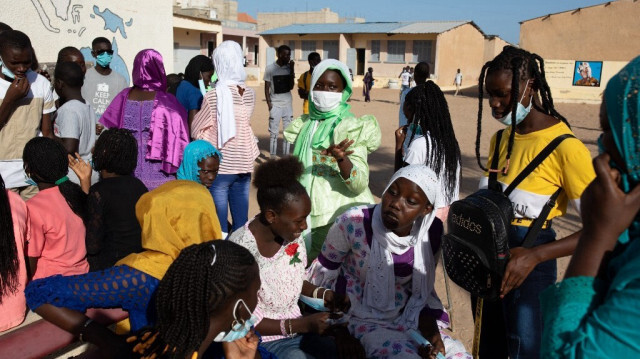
[284,59,381,262]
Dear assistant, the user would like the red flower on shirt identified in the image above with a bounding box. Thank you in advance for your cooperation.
[285,243,299,256]
[285,243,301,265]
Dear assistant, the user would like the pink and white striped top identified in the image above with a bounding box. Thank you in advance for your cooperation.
[191,85,260,174]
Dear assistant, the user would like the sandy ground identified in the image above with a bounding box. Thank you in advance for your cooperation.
[246,84,601,349]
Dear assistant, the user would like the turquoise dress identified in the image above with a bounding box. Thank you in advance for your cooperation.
[540,239,640,357]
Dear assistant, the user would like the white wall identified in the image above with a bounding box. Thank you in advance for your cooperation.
[0,0,174,85]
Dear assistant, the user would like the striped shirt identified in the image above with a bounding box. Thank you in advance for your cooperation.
[191,85,260,174]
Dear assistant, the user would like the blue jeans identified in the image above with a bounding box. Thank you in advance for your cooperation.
[209,173,251,236]
[472,225,557,359]
[261,334,337,359]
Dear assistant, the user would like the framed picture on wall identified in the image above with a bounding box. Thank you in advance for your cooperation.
[573,61,602,87]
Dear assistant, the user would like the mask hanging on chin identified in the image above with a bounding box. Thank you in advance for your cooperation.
[496,82,533,126]
[213,299,257,342]
[311,90,342,112]
[198,72,214,96]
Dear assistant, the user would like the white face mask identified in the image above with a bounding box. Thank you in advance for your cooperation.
[311,90,342,112]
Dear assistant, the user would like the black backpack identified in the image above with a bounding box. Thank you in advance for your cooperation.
[442,130,573,300]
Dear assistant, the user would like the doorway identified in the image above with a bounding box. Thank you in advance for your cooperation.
[356,48,365,75]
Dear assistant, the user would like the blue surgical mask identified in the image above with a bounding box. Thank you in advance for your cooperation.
[497,83,532,126]
[213,299,257,342]
[24,173,37,187]
[199,72,213,96]
[0,56,16,80]
[300,294,328,312]
[198,79,207,96]
[96,52,113,68]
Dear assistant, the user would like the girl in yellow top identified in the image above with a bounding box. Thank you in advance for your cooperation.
[25,180,222,358]
[473,46,595,359]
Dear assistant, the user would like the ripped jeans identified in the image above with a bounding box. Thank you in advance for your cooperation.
[471,225,557,359]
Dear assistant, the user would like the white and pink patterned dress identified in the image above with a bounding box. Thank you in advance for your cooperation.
[228,220,307,342]
[307,205,471,359]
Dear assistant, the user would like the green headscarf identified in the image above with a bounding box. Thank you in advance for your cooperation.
[604,55,640,244]
[293,59,355,188]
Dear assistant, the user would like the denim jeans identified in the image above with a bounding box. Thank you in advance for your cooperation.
[471,225,557,359]
[209,173,251,236]
[261,334,337,359]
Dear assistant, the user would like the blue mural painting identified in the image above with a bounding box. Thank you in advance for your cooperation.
[90,5,132,39]
[30,1,133,84]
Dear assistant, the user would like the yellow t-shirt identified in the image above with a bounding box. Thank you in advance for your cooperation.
[479,122,595,221]
[297,71,311,115]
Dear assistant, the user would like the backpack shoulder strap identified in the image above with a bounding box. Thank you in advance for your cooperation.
[488,130,504,191]
[521,187,562,248]
[503,134,575,196]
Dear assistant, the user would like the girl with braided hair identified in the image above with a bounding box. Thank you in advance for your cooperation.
[25,180,222,358]
[394,80,461,223]
[229,156,340,359]
[0,173,29,332]
[68,128,149,271]
[130,240,273,359]
[23,137,89,279]
[473,46,595,358]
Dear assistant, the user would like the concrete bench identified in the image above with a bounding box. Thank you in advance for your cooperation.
[0,308,128,359]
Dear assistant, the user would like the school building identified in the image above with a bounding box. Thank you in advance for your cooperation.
[173,0,259,78]
[258,21,509,89]
[257,8,365,32]
[519,0,640,103]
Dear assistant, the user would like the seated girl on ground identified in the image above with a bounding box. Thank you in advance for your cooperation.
[23,137,89,280]
[307,165,471,359]
[0,174,29,332]
[228,156,339,359]
[25,180,222,358]
[130,240,272,359]
[68,129,148,271]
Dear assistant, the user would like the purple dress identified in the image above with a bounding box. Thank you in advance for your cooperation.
[123,100,174,190]
[100,50,189,186]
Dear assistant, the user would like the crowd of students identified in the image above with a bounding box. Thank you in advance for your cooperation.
[0,21,639,359]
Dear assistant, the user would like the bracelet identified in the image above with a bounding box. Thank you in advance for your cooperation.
[280,319,287,336]
[288,319,295,337]
[312,287,321,299]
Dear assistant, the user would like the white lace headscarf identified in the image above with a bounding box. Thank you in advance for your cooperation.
[357,165,443,329]
[212,40,246,148]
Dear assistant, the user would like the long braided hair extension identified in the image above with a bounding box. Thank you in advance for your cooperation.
[405,81,461,203]
[22,137,87,220]
[475,45,569,171]
[93,129,138,175]
[0,174,19,303]
[130,241,257,359]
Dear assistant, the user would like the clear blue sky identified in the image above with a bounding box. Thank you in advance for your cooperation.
[239,0,607,44]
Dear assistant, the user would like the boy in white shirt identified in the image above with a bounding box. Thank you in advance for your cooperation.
[0,30,55,199]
